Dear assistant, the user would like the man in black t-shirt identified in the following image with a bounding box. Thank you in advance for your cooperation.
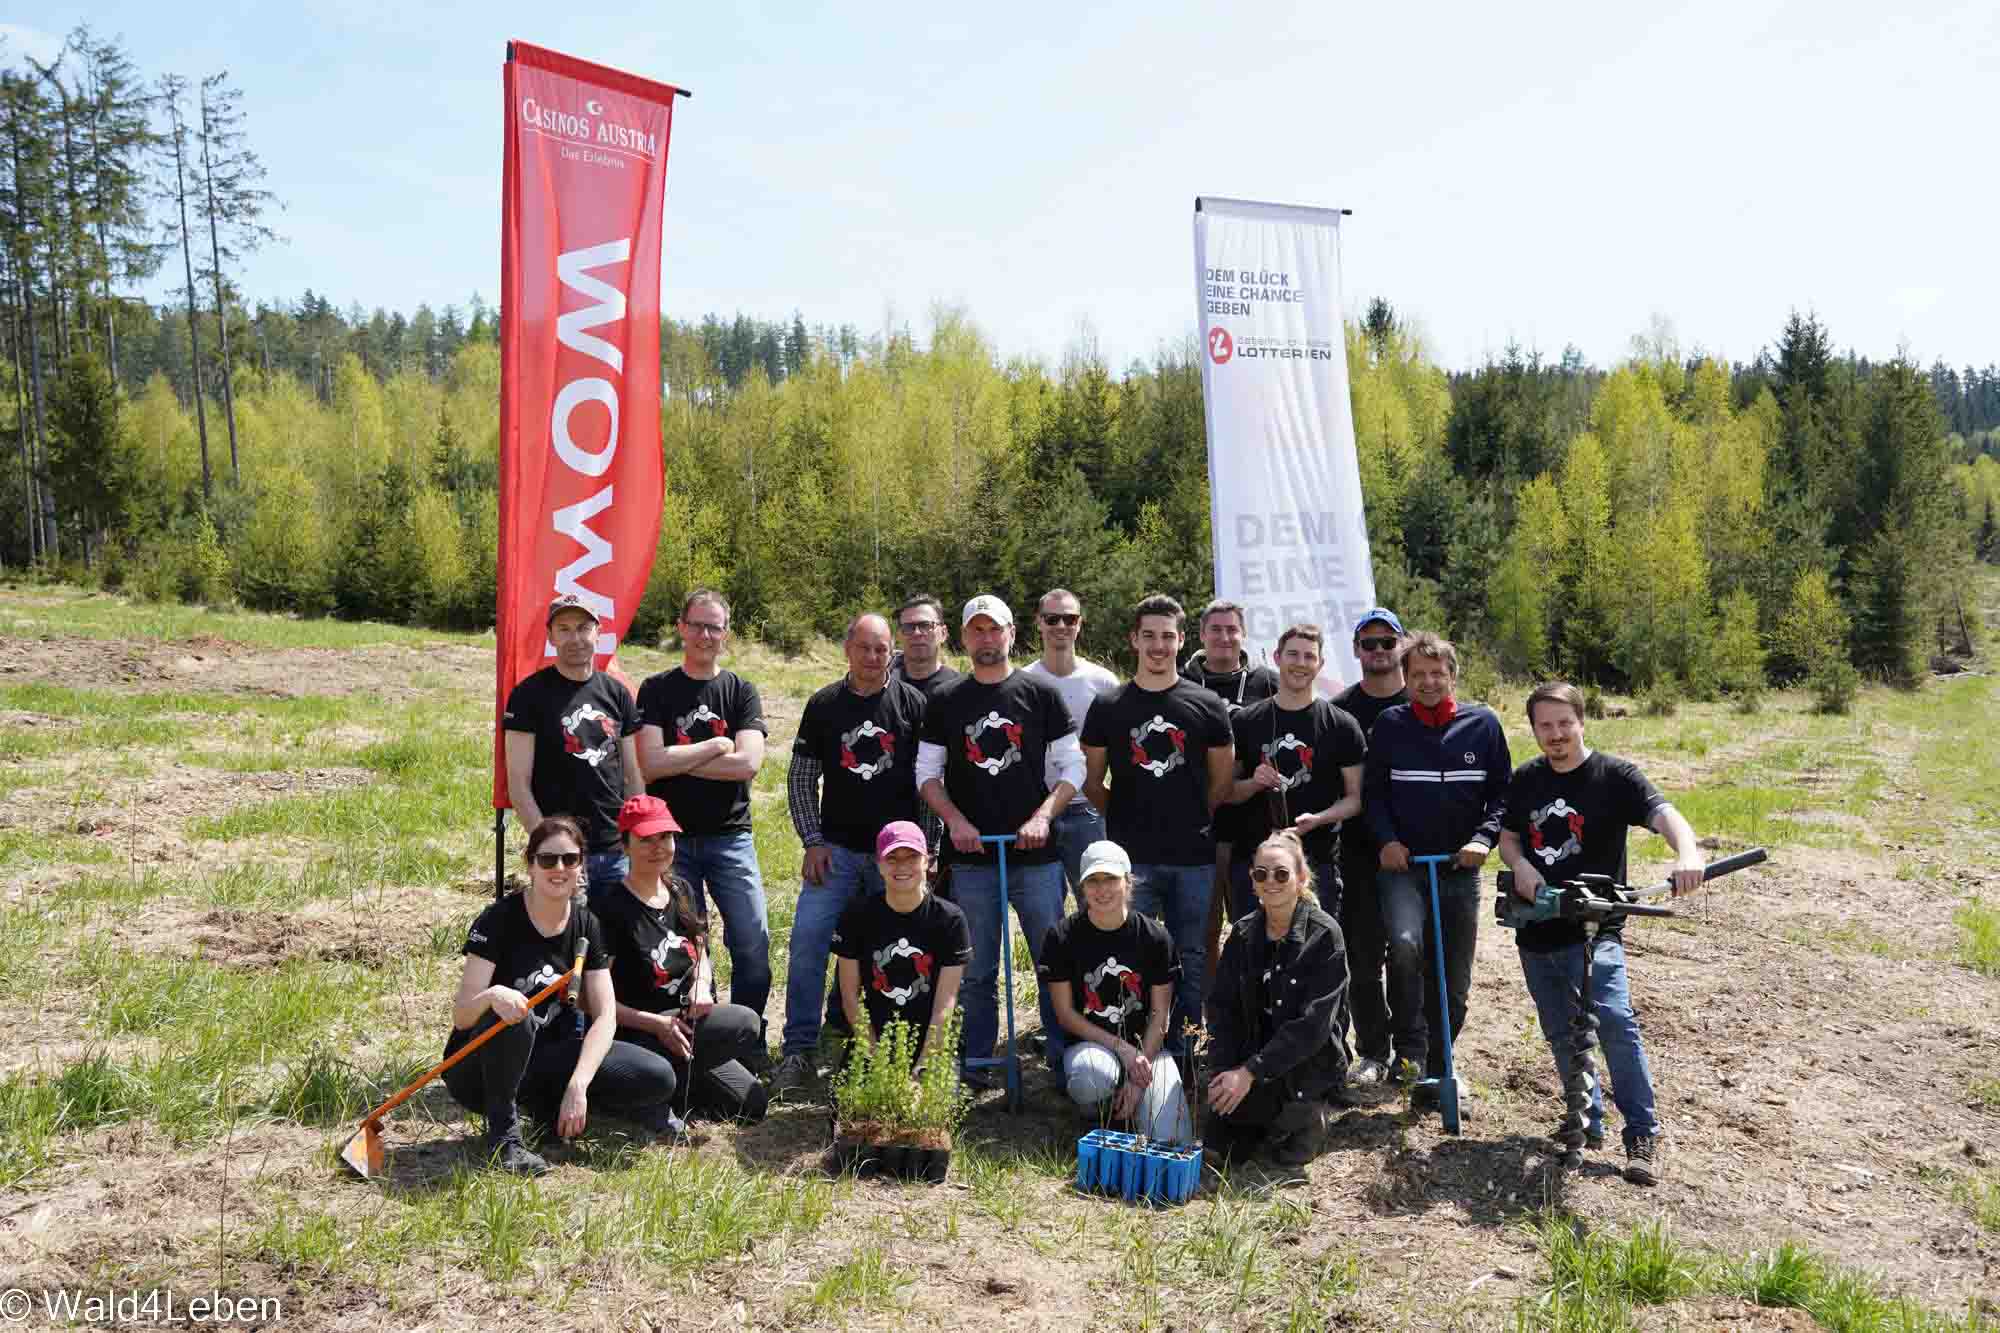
[774,614,930,1096]
[1499,681,1706,1188]
[916,594,1083,1081]
[502,595,644,893]
[636,590,772,1057]
[1329,607,1409,1085]
[1082,594,1234,1052]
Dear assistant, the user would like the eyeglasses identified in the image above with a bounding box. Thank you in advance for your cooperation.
[1357,636,1399,652]
[533,851,584,869]
[1248,866,1294,883]
[682,620,728,637]
[1040,613,1080,626]
[898,619,941,634]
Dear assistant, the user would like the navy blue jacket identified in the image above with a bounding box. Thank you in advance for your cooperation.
[1362,703,1511,856]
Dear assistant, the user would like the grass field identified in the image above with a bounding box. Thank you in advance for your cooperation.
[2,579,1998,1331]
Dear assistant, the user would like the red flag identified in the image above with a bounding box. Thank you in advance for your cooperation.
[495,42,682,805]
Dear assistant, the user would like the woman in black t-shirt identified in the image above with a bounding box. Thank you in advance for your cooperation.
[1204,830,1350,1167]
[833,822,972,1063]
[593,796,769,1127]
[442,816,679,1176]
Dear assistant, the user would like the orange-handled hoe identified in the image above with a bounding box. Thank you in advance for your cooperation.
[339,952,585,1180]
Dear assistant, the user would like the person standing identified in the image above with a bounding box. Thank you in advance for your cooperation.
[773,613,929,1099]
[1082,594,1234,1053]
[1021,588,1121,905]
[1499,682,1705,1186]
[889,593,965,700]
[1362,632,1510,1092]
[502,595,644,894]
[636,590,773,1066]
[1329,608,1409,1089]
[916,594,1082,1085]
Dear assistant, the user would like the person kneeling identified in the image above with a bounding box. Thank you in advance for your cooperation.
[833,822,971,1066]
[1037,840,1192,1143]
[442,817,677,1176]
[1203,831,1350,1167]
[592,796,769,1136]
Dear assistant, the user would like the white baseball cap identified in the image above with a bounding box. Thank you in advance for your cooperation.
[1078,840,1132,882]
[961,594,1014,628]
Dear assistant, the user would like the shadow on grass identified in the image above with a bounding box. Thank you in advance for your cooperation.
[1358,1126,1601,1227]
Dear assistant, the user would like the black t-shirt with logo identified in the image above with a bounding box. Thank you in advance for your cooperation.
[447,893,606,1052]
[1330,682,1408,855]
[1503,750,1669,953]
[891,660,965,701]
[635,668,766,835]
[831,893,974,1049]
[1080,679,1233,866]
[1036,911,1177,1044]
[591,880,708,1021]
[1229,698,1368,863]
[1181,659,1279,847]
[794,678,927,853]
[502,667,640,853]
[920,670,1074,866]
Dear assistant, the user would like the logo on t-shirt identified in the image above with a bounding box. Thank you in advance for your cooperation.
[1259,732,1316,791]
[870,937,935,1007]
[1082,956,1144,1027]
[559,702,622,767]
[1527,796,1585,868]
[674,703,730,745]
[963,711,1023,776]
[1128,715,1188,778]
[647,929,698,992]
[839,720,897,781]
[517,962,562,995]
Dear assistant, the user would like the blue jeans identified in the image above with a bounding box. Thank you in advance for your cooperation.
[1518,937,1660,1145]
[584,851,629,901]
[781,846,883,1056]
[1382,863,1481,1076]
[953,858,1066,1070]
[672,832,772,1025]
[1131,862,1214,1053]
[1051,805,1106,908]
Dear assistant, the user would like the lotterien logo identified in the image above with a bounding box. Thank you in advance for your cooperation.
[1208,327,1234,364]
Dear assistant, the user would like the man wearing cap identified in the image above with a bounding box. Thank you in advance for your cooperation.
[916,594,1084,1084]
[636,590,773,1063]
[1330,608,1410,1088]
[889,593,965,701]
[503,595,645,892]
[1081,593,1234,1053]
[1020,588,1121,907]
[773,613,931,1099]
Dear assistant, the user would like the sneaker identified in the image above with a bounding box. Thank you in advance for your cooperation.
[771,1052,817,1101]
[487,1134,549,1177]
[1349,1058,1391,1088]
[1624,1135,1660,1186]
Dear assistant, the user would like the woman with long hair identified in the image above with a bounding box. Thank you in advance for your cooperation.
[1204,829,1350,1166]
[442,816,678,1175]
[592,796,769,1129]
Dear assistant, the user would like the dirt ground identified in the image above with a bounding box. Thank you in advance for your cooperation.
[3,619,1998,1330]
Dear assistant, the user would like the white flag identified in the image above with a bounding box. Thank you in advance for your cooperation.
[1193,196,1375,691]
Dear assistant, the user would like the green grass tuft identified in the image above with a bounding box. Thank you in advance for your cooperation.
[1954,899,2000,977]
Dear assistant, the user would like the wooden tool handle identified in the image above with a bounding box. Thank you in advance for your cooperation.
[360,960,582,1127]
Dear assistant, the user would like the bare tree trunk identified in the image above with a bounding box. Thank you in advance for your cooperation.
[166,94,212,500]
[7,276,37,562]
[198,81,239,483]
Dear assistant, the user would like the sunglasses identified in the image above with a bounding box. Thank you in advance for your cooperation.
[898,619,941,633]
[1357,636,1399,652]
[1040,613,1080,626]
[533,851,584,869]
[1248,866,1294,883]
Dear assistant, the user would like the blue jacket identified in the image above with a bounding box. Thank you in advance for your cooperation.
[1362,703,1510,856]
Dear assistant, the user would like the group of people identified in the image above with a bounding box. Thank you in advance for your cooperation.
[447,586,1708,1186]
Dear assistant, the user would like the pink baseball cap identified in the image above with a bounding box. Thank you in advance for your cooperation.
[875,820,927,858]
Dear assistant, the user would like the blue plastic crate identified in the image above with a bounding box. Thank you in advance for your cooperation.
[1075,1129,1201,1205]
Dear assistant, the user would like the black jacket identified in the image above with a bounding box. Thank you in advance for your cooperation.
[1205,900,1349,1100]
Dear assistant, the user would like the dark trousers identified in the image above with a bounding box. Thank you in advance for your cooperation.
[1203,1080,1318,1164]
[1381,864,1481,1076]
[441,1010,677,1140]
[1339,844,1392,1065]
[621,1004,769,1123]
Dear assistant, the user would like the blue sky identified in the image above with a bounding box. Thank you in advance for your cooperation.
[5,1,1996,372]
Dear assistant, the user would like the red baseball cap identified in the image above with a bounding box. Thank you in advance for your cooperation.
[617,795,682,838]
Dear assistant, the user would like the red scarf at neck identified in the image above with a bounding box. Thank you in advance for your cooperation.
[1412,695,1458,728]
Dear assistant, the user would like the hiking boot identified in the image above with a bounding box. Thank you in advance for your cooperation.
[487,1133,549,1177]
[1624,1135,1661,1186]
[1349,1057,1390,1088]
[1268,1105,1327,1167]
[771,1052,817,1101]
